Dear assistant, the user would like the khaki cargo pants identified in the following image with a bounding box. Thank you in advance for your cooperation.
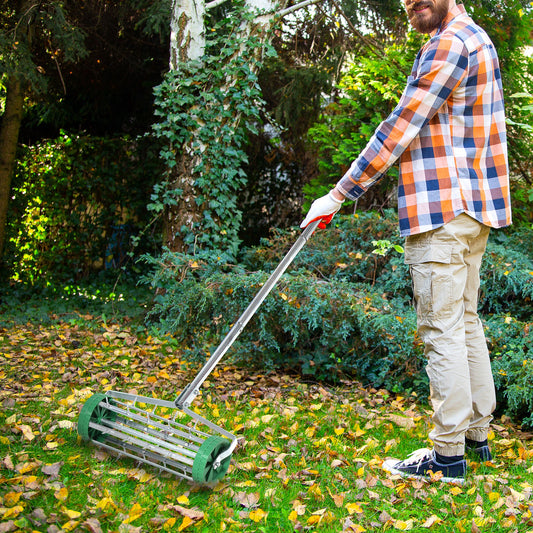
[405,213,496,457]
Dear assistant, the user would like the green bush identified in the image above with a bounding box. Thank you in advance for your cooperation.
[143,247,424,390]
[487,315,533,428]
[8,133,163,283]
[143,212,533,427]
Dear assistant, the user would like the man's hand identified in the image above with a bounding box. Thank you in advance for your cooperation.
[300,190,345,229]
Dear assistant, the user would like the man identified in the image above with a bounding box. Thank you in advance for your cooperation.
[301,0,512,484]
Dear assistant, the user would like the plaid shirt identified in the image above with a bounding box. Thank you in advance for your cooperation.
[337,4,512,236]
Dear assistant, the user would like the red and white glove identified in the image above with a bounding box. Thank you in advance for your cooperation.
[300,191,345,229]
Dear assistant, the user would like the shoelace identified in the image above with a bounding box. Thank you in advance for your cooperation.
[401,448,433,467]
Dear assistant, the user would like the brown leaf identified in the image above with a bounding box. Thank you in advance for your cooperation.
[42,462,63,478]
[168,505,204,521]
[387,414,416,430]
[234,491,260,508]
[379,510,393,524]
[84,518,104,533]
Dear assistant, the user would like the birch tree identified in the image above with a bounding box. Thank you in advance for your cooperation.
[155,0,289,256]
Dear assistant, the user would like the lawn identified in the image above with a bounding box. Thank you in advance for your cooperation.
[1,315,532,532]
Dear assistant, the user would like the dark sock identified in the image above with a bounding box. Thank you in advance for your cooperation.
[466,438,488,448]
[435,451,463,464]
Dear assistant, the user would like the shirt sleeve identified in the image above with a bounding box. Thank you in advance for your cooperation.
[336,34,470,200]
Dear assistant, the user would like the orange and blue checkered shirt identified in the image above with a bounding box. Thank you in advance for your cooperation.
[337,4,512,236]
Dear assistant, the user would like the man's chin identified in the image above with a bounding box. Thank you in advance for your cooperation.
[409,14,439,33]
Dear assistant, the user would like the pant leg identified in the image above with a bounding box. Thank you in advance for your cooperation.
[405,214,494,457]
[463,223,495,442]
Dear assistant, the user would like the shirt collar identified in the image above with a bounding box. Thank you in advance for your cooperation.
[431,4,467,37]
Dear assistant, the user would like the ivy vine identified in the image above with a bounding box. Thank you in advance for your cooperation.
[150,3,277,258]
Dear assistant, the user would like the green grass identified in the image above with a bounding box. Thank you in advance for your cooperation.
[1,318,532,532]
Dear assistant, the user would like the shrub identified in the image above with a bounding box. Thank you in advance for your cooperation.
[143,247,425,389]
[487,315,533,429]
[143,211,533,427]
[8,133,162,283]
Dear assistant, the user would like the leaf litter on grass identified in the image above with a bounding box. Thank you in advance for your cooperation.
[0,320,532,532]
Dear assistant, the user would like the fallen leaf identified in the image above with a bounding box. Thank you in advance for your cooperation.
[17,424,35,441]
[168,505,204,521]
[249,508,267,522]
[393,519,414,530]
[123,502,144,524]
[54,487,68,502]
[422,514,442,528]
[42,462,63,478]
[234,491,260,508]
[177,516,192,531]
[346,502,364,515]
[3,492,22,507]
[387,414,416,430]
[84,518,104,533]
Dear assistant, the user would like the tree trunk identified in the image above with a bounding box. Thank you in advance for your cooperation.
[0,75,24,260]
[170,0,205,68]
[163,0,282,253]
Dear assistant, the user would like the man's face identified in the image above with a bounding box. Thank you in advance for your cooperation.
[404,0,451,34]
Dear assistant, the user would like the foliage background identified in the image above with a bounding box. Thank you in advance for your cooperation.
[1,0,533,430]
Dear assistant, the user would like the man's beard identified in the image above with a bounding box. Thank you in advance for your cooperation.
[407,1,450,33]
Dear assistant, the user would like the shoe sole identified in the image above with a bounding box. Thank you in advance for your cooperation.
[382,459,465,485]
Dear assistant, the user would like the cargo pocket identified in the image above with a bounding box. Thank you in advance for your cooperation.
[405,244,453,328]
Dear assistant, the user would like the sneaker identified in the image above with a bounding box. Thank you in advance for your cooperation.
[465,438,492,462]
[382,448,466,484]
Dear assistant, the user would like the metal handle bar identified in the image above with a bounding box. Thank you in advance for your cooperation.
[175,219,320,408]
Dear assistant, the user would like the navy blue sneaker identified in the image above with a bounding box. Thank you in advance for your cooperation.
[465,438,492,462]
[382,448,466,484]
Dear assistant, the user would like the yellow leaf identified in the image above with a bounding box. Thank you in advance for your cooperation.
[488,492,500,502]
[307,515,322,525]
[249,509,267,522]
[334,427,345,436]
[288,510,298,522]
[346,502,364,515]
[158,370,170,379]
[178,516,192,531]
[4,492,22,507]
[96,496,116,511]
[55,487,69,502]
[308,484,322,499]
[422,515,442,528]
[394,519,414,530]
[2,505,24,519]
[17,461,39,474]
[449,486,462,496]
[234,480,256,487]
[164,517,177,530]
[124,502,144,524]
[61,520,80,532]
[176,495,190,505]
[22,475,39,488]
[305,426,316,438]
[63,508,81,519]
